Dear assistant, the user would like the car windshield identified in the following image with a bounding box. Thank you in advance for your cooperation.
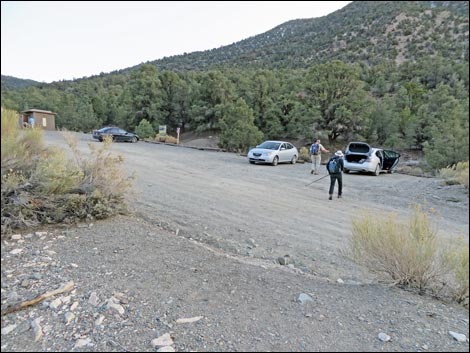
[258,141,280,150]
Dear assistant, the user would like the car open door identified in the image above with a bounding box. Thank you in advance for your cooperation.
[382,150,400,172]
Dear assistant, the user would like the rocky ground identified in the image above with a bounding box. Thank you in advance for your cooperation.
[1,216,469,352]
[1,131,469,352]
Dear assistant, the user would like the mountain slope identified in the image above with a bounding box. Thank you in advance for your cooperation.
[1,75,39,90]
[151,1,469,71]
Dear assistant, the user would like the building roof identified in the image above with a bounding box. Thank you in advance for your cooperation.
[21,109,57,115]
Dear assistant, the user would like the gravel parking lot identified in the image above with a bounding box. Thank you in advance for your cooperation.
[42,131,469,281]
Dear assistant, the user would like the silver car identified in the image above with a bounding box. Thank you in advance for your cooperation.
[343,142,400,176]
[248,140,299,166]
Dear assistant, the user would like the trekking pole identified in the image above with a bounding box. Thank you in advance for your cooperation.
[305,174,329,187]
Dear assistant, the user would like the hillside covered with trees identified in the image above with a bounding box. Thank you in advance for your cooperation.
[1,0,468,169]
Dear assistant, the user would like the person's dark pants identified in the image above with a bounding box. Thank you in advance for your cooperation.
[329,173,342,196]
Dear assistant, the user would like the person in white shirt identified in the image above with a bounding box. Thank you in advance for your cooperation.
[310,138,329,175]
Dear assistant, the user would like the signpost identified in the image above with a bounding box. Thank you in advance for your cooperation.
[158,125,167,136]
[176,127,180,144]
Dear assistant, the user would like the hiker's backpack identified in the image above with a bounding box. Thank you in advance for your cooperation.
[310,143,320,155]
[327,157,341,174]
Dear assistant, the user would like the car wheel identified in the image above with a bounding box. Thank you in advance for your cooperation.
[344,168,350,174]
[272,156,279,166]
[374,164,380,176]
[99,137,103,142]
[131,136,137,143]
[249,161,255,164]
[291,155,297,164]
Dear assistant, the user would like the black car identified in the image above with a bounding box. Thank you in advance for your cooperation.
[92,127,139,143]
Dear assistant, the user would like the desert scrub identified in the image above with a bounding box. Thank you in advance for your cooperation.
[442,237,469,304]
[299,147,311,162]
[439,161,469,189]
[1,108,134,235]
[349,205,441,291]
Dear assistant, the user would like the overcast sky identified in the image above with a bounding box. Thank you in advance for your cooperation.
[2,1,351,83]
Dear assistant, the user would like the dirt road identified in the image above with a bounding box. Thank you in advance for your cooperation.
[43,131,469,282]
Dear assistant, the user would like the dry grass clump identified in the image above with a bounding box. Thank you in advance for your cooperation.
[350,205,440,291]
[439,161,469,189]
[1,107,134,235]
[154,134,178,144]
[442,237,469,304]
[299,147,311,162]
[349,204,469,305]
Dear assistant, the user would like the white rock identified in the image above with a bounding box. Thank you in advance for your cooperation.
[176,316,203,324]
[1,324,17,335]
[337,278,344,284]
[449,331,467,342]
[88,292,100,307]
[64,312,75,325]
[35,231,48,237]
[11,234,22,240]
[31,318,43,342]
[70,301,79,311]
[151,333,174,347]
[157,346,176,352]
[49,298,62,310]
[107,302,125,315]
[74,338,92,348]
[94,315,105,327]
[9,248,23,255]
[378,332,391,342]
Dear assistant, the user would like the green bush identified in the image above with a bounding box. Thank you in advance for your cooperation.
[135,119,155,139]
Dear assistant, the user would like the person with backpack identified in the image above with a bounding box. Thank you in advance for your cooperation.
[310,138,329,175]
[327,150,344,200]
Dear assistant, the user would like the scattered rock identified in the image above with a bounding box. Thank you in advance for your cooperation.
[74,338,93,349]
[176,316,203,324]
[70,301,79,311]
[64,312,75,325]
[88,292,100,307]
[95,315,105,327]
[449,331,467,342]
[1,324,17,335]
[9,248,23,255]
[151,333,174,348]
[31,318,43,342]
[297,293,313,304]
[49,298,62,310]
[378,332,391,342]
[277,255,293,266]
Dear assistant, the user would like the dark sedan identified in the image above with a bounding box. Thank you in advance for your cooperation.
[92,127,139,143]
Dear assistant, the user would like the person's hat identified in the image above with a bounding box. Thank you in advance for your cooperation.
[335,150,344,157]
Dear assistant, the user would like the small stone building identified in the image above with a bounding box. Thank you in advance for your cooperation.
[20,109,56,130]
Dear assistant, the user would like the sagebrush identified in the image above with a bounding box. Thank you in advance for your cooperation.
[439,161,469,189]
[1,107,134,235]
[349,205,469,304]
